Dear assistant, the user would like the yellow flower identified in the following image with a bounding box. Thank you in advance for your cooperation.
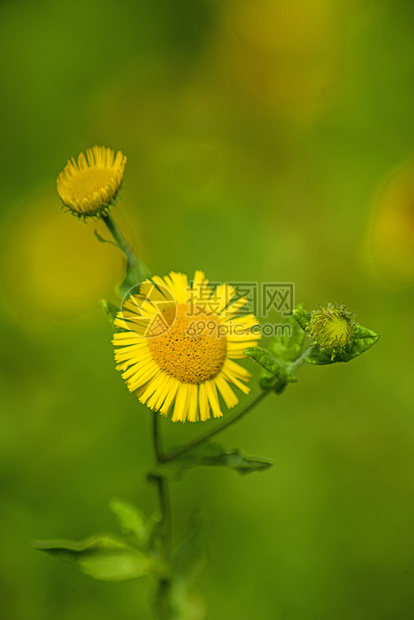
[113,271,261,422]
[56,146,127,218]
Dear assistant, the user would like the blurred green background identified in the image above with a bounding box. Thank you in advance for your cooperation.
[1,0,414,618]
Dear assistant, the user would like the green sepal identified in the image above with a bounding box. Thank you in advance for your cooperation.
[244,346,297,384]
[293,307,313,331]
[307,323,380,365]
[268,307,306,362]
[100,299,122,331]
[148,442,273,483]
[33,533,168,582]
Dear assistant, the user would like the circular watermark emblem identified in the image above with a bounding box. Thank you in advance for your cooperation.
[119,280,178,338]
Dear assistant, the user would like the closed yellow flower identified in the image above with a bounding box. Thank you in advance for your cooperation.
[57,146,126,218]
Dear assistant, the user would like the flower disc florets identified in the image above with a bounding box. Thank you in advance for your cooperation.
[309,304,355,356]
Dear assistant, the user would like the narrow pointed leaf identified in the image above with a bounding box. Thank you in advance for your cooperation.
[33,533,167,582]
[307,323,380,365]
[94,229,117,246]
[244,347,297,383]
[259,371,288,394]
[100,299,122,331]
[293,307,312,331]
[149,442,273,482]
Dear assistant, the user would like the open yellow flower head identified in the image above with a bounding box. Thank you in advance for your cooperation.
[57,146,127,218]
[113,271,261,422]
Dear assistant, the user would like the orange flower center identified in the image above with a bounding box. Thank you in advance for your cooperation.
[148,304,227,384]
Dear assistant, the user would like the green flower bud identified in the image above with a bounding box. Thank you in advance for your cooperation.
[309,304,355,357]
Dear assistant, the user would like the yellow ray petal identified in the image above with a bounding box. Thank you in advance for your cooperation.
[199,382,210,422]
[187,385,199,422]
[214,374,239,409]
[160,378,180,416]
[172,383,190,422]
[205,380,223,419]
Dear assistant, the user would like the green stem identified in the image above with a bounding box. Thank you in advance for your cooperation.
[152,413,172,552]
[288,346,312,373]
[162,346,313,463]
[153,409,165,461]
[152,412,172,619]
[163,388,272,462]
[101,213,151,283]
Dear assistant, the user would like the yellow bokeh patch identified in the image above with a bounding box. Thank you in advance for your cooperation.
[1,188,123,320]
[217,0,349,109]
[370,161,414,287]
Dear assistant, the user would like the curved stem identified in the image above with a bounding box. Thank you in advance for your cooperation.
[288,346,312,373]
[163,388,272,462]
[101,213,151,283]
[162,346,313,463]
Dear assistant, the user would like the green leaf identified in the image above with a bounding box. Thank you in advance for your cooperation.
[79,550,155,582]
[149,442,273,482]
[244,346,297,383]
[109,499,149,548]
[33,533,167,582]
[307,323,380,365]
[268,307,306,363]
[259,371,288,394]
[293,306,312,331]
[100,299,122,331]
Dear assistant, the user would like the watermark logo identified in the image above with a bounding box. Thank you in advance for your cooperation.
[120,280,177,338]
[186,281,294,317]
[262,283,294,317]
[120,280,295,338]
